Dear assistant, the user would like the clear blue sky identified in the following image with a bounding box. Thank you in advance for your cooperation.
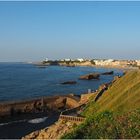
[0,1,140,62]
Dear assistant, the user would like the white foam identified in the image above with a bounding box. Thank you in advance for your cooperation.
[28,117,48,124]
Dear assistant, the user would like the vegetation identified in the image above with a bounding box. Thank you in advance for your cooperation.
[61,70,140,139]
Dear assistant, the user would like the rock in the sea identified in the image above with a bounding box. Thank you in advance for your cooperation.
[61,81,77,85]
[101,71,114,75]
[79,73,100,80]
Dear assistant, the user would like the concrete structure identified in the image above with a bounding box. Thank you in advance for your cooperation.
[0,95,80,117]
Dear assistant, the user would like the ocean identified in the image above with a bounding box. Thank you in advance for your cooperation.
[0,63,123,102]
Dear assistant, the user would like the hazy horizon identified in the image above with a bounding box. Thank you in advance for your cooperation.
[0,1,140,62]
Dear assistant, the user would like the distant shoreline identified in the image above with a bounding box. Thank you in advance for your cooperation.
[32,61,139,70]
[0,61,138,70]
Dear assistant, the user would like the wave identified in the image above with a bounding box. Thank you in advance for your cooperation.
[28,117,48,124]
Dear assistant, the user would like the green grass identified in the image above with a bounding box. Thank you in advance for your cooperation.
[83,70,140,116]
[61,70,140,139]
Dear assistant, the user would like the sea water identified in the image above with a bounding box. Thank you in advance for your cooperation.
[0,62,123,102]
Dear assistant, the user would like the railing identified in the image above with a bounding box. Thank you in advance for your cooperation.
[59,115,85,122]
[59,103,86,123]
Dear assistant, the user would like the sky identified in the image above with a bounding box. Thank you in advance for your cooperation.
[0,1,140,62]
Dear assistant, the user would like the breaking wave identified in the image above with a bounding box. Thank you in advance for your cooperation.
[28,117,48,124]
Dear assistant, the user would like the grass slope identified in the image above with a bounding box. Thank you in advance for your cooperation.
[83,70,140,116]
[62,70,140,139]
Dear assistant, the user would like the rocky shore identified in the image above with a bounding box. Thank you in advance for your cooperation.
[22,120,78,139]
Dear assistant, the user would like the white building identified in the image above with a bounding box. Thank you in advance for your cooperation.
[44,58,48,62]
[76,58,84,62]
[94,60,104,65]
[64,59,71,62]
[93,59,114,66]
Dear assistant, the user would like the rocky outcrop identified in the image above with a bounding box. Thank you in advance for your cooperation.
[79,73,100,80]
[22,120,78,139]
[61,81,77,85]
[101,71,114,75]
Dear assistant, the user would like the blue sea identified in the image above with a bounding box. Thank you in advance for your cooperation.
[0,62,123,102]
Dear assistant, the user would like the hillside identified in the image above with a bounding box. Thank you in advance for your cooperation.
[62,70,140,139]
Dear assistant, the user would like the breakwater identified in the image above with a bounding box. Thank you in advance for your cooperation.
[0,95,80,119]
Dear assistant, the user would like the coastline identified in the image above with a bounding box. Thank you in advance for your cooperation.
[33,61,139,70]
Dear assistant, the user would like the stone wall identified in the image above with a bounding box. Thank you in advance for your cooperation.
[0,95,80,118]
[0,96,65,117]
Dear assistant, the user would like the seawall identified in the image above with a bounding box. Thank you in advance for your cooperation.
[0,95,80,118]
